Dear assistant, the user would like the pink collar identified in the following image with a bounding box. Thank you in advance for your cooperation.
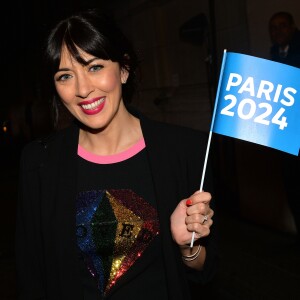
[78,138,146,164]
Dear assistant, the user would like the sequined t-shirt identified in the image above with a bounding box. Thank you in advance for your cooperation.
[76,139,167,299]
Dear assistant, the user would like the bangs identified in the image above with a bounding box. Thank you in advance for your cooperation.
[47,15,118,72]
[62,20,112,65]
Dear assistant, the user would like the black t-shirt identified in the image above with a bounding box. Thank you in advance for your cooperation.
[76,141,168,299]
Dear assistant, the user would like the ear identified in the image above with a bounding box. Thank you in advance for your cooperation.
[121,68,129,84]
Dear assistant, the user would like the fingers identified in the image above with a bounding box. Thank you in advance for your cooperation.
[186,190,211,205]
[186,213,213,238]
[185,209,214,224]
[185,191,214,239]
[186,191,212,216]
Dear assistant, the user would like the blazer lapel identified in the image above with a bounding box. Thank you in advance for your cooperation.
[40,124,83,298]
[140,115,189,300]
[56,125,82,297]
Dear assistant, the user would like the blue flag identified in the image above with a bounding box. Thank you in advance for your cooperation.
[211,51,300,156]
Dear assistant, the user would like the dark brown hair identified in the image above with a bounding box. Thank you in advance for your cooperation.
[43,8,139,129]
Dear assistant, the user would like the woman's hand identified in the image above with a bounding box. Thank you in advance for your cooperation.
[170,190,214,246]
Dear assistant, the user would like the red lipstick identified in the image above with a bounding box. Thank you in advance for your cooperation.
[79,97,105,115]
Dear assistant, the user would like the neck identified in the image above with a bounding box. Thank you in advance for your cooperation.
[79,104,142,156]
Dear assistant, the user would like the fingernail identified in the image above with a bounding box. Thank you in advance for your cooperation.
[186,199,192,206]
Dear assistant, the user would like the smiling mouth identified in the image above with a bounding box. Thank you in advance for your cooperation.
[81,98,105,110]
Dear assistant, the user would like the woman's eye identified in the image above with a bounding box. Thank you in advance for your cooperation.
[56,73,72,82]
[89,64,103,72]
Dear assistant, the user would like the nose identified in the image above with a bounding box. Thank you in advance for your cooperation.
[75,73,94,98]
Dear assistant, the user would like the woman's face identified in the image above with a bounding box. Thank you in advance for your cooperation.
[54,45,128,131]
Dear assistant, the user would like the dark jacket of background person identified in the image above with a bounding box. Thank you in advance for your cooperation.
[269,12,300,243]
[15,111,218,300]
[270,28,300,68]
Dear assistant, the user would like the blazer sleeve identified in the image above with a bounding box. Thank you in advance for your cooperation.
[183,131,219,285]
[15,143,46,299]
[140,116,219,286]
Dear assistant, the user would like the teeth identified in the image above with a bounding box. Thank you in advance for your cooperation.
[82,98,104,110]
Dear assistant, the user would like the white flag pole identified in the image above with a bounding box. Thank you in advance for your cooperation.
[190,49,228,248]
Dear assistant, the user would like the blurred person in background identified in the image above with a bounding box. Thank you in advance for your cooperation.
[269,11,300,247]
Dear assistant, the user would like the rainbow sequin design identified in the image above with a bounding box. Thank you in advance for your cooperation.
[76,189,159,296]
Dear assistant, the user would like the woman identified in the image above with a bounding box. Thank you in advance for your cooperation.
[16,9,218,300]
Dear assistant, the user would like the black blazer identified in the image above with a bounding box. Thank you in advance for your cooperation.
[16,112,218,300]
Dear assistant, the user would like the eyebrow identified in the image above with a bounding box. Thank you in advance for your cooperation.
[86,57,99,64]
[56,68,70,72]
[56,57,100,73]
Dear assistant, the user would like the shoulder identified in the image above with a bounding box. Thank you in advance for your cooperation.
[293,29,300,42]
[141,115,208,148]
[20,125,75,171]
[130,106,208,141]
[140,115,209,169]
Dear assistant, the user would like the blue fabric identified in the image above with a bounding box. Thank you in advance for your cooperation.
[212,51,300,156]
